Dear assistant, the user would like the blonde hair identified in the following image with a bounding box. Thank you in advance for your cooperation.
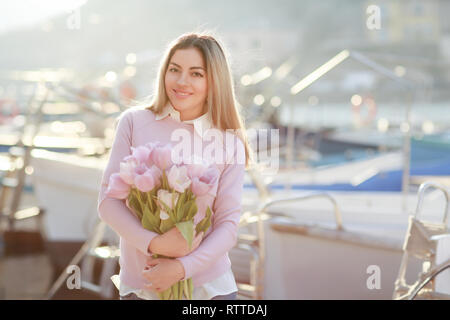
[147,31,253,168]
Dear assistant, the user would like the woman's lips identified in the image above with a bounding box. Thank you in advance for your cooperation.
[173,89,193,99]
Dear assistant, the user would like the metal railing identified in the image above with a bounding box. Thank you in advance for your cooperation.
[414,182,449,226]
[393,181,450,300]
[409,259,450,300]
[251,192,343,299]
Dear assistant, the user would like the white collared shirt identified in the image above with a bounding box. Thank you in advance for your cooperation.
[154,102,234,164]
[154,102,213,138]
[117,269,238,300]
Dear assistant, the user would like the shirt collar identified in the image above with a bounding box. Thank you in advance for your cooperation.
[155,102,212,137]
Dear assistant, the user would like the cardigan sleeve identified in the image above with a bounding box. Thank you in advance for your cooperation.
[97,110,158,256]
[177,136,246,279]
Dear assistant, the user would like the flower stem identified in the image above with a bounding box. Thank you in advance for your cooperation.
[135,188,144,208]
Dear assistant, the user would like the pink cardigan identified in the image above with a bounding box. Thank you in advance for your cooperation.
[97,106,245,288]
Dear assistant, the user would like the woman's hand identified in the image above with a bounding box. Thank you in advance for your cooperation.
[142,256,185,293]
[148,227,204,258]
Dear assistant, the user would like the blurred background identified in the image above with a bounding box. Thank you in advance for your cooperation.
[1,0,450,164]
[0,0,449,300]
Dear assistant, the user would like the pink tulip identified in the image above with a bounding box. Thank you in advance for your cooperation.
[131,145,151,166]
[134,168,156,192]
[190,177,210,196]
[133,162,147,175]
[149,165,163,186]
[144,141,165,166]
[151,144,174,171]
[106,173,130,199]
[119,155,138,185]
[167,165,191,193]
[184,155,209,179]
[133,162,164,191]
[191,166,220,197]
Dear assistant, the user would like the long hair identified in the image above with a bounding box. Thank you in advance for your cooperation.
[147,31,253,168]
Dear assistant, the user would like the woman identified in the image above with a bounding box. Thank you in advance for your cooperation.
[97,32,252,300]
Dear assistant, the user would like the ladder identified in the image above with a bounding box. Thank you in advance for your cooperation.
[45,219,120,299]
[393,181,450,300]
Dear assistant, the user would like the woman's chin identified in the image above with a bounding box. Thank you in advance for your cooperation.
[171,103,189,112]
[172,101,197,112]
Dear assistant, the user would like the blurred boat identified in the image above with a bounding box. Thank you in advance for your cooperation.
[0,132,107,155]
[29,149,107,242]
[254,131,450,193]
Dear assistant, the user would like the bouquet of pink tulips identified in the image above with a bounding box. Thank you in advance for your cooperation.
[106,141,219,300]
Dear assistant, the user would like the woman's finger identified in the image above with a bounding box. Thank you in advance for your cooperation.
[145,284,158,291]
[142,269,151,281]
[146,255,156,264]
[146,258,160,266]
[192,232,203,250]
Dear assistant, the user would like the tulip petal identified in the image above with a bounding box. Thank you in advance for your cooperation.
[106,173,130,199]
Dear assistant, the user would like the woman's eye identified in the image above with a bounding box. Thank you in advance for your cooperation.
[192,72,203,77]
[169,68,178,72]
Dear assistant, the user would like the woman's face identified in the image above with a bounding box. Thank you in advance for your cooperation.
[165,48,208,121]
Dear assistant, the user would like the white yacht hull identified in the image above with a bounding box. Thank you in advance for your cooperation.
[30,150,105,241]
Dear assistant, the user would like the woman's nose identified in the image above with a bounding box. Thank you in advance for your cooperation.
[176,72,189,86]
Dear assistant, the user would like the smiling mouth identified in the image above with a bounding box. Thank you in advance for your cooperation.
[173,89,193,97]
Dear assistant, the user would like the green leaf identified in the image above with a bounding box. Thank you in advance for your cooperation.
[172,282,179,300]
[141,206,159,233]
[183,279,189,300]
[161,287,172,300]
[135,189,145,208]
[141,212,151,230]
[184,200,197,221]
[153,207,161,232]
[175,192,186,215]
[178,280,183,300]
[176,206,183,222]
[196,206,212,234]
[175,220,194,249]
[187,278,193,300]
[186,189,193,201]
[160,217,174,234]
[203,206,212,228]
[131,205,143,220]
[128,193,142,219]
[145,192,154,212]
[176,193,187,221]
[161,170,170,190]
